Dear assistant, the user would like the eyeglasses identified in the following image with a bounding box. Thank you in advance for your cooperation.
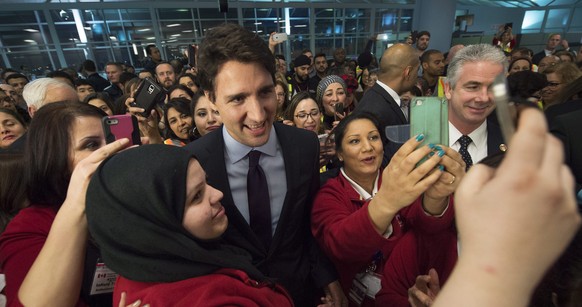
[295,109,320,121]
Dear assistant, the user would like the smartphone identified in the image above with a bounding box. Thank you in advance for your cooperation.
[272,33,288,43]
[131,77,165,117]
[334,103,345,115]
[102,114,141,146]
[410,97,448,165]
[187,44,196,67]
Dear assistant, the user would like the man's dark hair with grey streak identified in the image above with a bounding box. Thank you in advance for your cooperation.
[197,23,276,102]
[446,44,508,89]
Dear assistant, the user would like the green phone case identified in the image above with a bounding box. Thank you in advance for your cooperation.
[410,97,448,165]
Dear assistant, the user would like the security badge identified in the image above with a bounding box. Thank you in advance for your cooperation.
[348,253,383,306]
[90,262,118,295]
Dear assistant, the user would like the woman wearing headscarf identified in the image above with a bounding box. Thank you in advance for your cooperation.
[86,145,293,306]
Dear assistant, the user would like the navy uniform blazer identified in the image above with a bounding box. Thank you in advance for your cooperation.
[185,122,336,306]
[353,82,408,164]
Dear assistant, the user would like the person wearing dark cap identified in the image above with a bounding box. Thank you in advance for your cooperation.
[288,54,313,98]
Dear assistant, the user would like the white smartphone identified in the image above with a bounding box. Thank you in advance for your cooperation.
[272,33,288,43]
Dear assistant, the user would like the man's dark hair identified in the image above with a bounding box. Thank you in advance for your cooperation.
[105,62,123,71]
[75,79,93,88]
[418,30,431,38]
[81,60,97,73]
[275,54,286,61]
[420,49,442,64]
[119,72,138,85]
[5,73,29,84]
[314,53,327,60]
[197,23,276,102]
[146,44,158,56]
[1,68,19,80]
[47,70,75,85]
[302,49,312,55]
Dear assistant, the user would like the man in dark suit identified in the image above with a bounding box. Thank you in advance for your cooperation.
[444,44,507,166]
[184,23,344,307]
[532,33,573,65]
[550,108,582,199]
[353,43,420,163]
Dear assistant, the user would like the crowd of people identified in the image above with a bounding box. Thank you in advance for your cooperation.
[0,20,581,307]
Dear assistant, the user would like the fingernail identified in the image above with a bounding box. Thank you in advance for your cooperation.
[132,300,141,307]
[438,165,445,171]
[435,146,443,151]
[429,152,435,157]
[416,134,425,142]
[438,150,445,157]
[119,138,130,145]
[428,143,435,149]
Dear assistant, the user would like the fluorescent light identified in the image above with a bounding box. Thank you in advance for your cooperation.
[254,22,262,25]
[167,39,177,43]
[24,29,39,33]
[132,43,138,55]
[146,37,156,40]
[137,28,151,32]
[109,36,117,40]
[84,27,91,31]
[24,39,36,43]
[294,25,307,28]
[167,23,181,27]
[182,30,193,33]
[170,34,181,37]
[276,20,285,23]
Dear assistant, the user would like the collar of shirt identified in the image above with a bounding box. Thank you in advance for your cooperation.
[375,80,401,107]
[340,167,380,201]
[222,125,279,164]
[449,120,488,161]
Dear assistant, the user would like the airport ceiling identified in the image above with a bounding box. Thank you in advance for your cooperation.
[0,0,580,7]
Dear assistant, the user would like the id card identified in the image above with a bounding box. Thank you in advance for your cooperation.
[355,272,382,298]
[89,263,117,295]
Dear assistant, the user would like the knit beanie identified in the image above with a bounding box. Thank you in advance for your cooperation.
[316,75,346,103]
[294,55,311,67]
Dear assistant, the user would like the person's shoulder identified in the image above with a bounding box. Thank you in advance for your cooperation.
[275,122,317,142]
[184,129,222,155]
[1,206,56,238]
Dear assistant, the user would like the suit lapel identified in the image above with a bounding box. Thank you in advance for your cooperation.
[486,117,505,156]
[203,132,265,255]
[373,83,408,124]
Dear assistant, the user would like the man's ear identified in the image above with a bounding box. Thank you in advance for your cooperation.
[422,62,429,71]
[444,79,452,100]
[28,105,36,118]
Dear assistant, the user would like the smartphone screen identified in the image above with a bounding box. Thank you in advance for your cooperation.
[188,44,196,67]
[102,114,141,146]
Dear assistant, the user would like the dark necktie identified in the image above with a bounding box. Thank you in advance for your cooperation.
[458,135,473,171]
[247,150,272,249]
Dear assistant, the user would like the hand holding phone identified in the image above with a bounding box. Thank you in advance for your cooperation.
[272,33,288,43]
[102,114,141,146]
[131,77,165,117]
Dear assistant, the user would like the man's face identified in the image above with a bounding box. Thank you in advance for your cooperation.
[416,35,430,51]
[76,84,95,102]
[294,65,310,82]
[334,48,346,63]
[538,56,559,74]
[156,63,176,89]
[277,59,287,75]
[423,52,445,77]
[304,51,314,66]
[0,84,17,101]
[547,34,561,50]
[314,56,328,74]
[211,61,277,147]
[445,61,503,133]
[151,47,162,61]
[7,77,28,95]
[105,65,122,84]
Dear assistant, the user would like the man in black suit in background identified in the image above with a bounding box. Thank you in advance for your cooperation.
[550,108,582,200]
[184,23,345,307]
[353,43,420,163]
[444,44,506,167]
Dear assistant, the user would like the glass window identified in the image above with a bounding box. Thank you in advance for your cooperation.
[522,10,545,33]
[544,8,570,32]
[158,8,193,20]
[0,11,38,24]
[376,9,399,33]
[160,21,198,40]
[399,9,414,32]
[198,8,237,20]
[569,7,582,31]
[120,9,150,21]
[315,8,335,18]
